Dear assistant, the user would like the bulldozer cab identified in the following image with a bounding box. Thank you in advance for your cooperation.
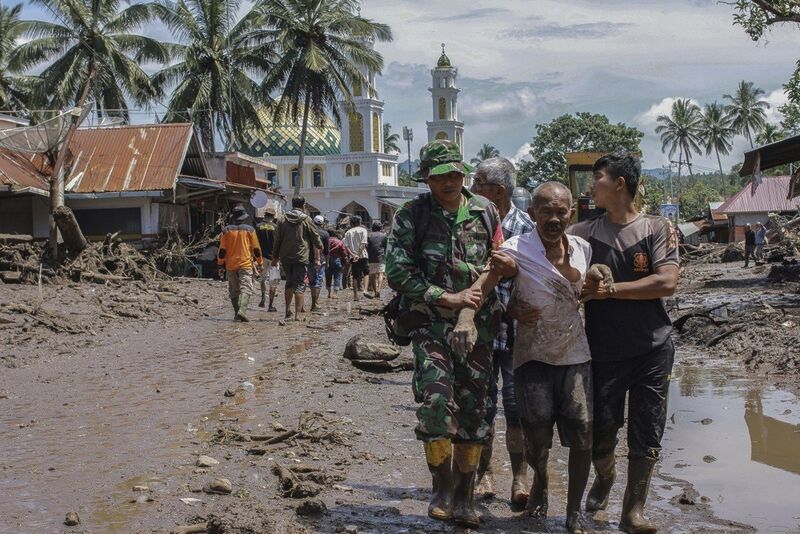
[566,152,606,222]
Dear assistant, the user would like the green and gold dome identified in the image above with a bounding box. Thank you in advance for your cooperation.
[436,43,451,69]
[238,106,341,158]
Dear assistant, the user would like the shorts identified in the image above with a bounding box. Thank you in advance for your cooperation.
[307,262,325,289]
[284,263,307,293]
[368,262,385,275]
[258,266,280,288]
[351,258,369,280]
[515,359,593,450]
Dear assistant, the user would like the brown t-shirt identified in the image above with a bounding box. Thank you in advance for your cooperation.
[568,213,679,361]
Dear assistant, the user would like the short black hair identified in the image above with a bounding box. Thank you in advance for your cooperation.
[291,195,305,209]
[371,221,382,231]
[350,215,362,227]
[593,153,641,199]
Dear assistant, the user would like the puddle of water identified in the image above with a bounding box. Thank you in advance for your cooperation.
[662,362,800,532]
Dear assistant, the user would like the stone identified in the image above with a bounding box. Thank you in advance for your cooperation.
[296,498,327,517]
[702,455,717,463]
[343,335,400,362]
[0,271,22,283]
[132,485,149,492]
[64,511,80,526]
[196,455,220,467]
[224,387,236,397]
[203,477,232,495]
[700,418,712,425]
[678,491,696,505]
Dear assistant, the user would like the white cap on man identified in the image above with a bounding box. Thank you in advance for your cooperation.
[313,215,324,225]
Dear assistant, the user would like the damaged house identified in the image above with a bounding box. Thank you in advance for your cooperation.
[0,123,282,244]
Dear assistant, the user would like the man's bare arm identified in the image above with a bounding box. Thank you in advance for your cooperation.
[581,264,678,302]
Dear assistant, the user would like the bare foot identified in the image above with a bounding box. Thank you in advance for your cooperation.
[566,511,590,533]
[526,484,548,518]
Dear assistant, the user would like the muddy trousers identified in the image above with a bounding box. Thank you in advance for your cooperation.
[411,330,494,443]
[227,268,254,313]
[591,339,674,460]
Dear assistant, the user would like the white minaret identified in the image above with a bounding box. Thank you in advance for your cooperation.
[426,44,464,151]
[338,33,385,154]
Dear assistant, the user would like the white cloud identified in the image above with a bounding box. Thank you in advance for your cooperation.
[764,88,789,125]
[634,97,703,130]
[460,87,543,124]
[510,143,533,164]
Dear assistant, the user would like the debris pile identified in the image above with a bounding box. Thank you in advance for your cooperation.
[342,334,413,372]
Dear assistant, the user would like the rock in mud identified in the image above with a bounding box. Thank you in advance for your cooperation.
[343,335,400,362]
[224,387,236,397]
[203,477,233,494]
[703,455,717,463]
[700,418,713,425]
[64,511,80,526]
[296,498,327,517]
[197,455,220,467]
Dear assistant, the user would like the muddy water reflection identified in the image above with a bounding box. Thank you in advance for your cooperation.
[663,363,800,531]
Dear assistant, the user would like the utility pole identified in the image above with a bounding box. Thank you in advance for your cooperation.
[402,126,413,178]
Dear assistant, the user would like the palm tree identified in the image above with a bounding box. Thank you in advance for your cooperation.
[260,0,392,197]
[655,98,702,198]
[10,0,169,122]
[755,123,784,145]
[470,143,500,165]
[154,0,277,151]
[0,4,34,112]
[699,102,736,195]
[724,80,769,148]
[383,122,400,154]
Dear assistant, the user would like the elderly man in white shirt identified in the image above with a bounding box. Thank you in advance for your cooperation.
[491,181,594,534]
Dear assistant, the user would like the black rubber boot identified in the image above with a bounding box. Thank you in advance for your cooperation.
[453,443,482,528]
[507,425,529,506]
[230,296,239,320]
[619,457,658,534]
[424,440,453,521]
[475,432,495,499]
[586,452,616,511]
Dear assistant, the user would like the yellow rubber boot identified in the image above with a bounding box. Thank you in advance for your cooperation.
[453,443,482,528]
[424,439,453,521]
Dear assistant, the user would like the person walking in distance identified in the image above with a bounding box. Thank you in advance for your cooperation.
[386,139,504,528]
[217,205,263,322]
[366,220,388,298]
[343,216,369,301]
[470,157,534,506]
[309,215,330,311]
[254,207,278,311]
[754,222,767,262]
[271,196,322,321]
[743,224,756,268]
[570,153,679,534]
[326,229,348,298]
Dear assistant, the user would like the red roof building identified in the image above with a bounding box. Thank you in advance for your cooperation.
[717,176,800,242]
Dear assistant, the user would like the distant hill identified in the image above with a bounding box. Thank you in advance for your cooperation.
[642,167,676,180]
[398,158,420,175]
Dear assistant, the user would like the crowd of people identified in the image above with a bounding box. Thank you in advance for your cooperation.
[384,140,678,534]
[215,197,388,322]
[215,138,679,534]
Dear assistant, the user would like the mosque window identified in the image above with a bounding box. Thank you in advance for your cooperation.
[456,132,462,148]
[440,78,446,89]
[346,164,352,177]
[436,131,448,140]
[349,113,364,152]
[266,170,277,188]
[313,167,323,187]
[381,163,392,177]
[372,113,380,152]
[354,164,361,176]
[353,81,362,97]
[291,167,300,188]
[438,98,446,120]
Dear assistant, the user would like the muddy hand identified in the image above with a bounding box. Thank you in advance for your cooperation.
[452,308,478,356]
[490,250,517,278]
[586,264,615,294]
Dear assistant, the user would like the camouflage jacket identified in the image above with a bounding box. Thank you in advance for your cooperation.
[385,189,504,339]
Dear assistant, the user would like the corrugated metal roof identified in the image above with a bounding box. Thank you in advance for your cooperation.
[0,148,48,191]
[66,123,201,193]
[709,201,727,221]
[740,134,800,176]
[717,175,800,214]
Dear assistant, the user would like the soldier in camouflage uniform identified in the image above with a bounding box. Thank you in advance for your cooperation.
[386,140,504,528]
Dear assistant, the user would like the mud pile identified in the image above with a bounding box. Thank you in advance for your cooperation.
[677,304,800,375]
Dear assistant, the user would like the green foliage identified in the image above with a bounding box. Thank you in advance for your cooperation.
[641,176,666,215]
[154,0,276,151]
[259,0,392,195]
[10,0,169,121]
[656,98,702,178]
[0,3,32,112]
[699,102,736,195]
[679,178,723,220]
[724,80,769,148]
[756,123,784,144]
[470,143,500,165]
[516,112,643,187]
[383,123,400,154]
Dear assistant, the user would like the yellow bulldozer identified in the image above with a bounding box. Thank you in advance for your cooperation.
[566,151,645,222]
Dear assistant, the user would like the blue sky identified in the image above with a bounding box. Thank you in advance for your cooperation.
[18,0,800,172]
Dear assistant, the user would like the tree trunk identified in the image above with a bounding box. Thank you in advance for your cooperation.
[49,63,95,257]
[53,205,87,254]
[295,95,311,199]
[716,148,726,197]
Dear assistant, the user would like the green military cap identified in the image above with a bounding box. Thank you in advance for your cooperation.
[413,139,473,181]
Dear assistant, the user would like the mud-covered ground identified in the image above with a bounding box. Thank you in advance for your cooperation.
[0,259,797,533]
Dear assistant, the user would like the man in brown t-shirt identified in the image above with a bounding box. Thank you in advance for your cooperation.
[569,153,679,534]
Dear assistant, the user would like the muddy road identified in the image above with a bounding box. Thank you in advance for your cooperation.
[1,262,799,533]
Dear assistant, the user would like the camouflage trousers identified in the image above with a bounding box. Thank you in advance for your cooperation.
[227,268,254,309]
[411,325,494,444]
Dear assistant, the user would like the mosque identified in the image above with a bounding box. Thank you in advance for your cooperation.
[237,44,466,223]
